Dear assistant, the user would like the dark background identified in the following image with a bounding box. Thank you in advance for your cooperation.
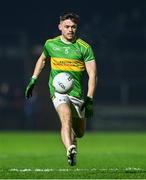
[0,0,146,131]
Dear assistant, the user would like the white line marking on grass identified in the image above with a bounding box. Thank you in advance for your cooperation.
[125,167,143,171]
[9,168,96,172]
[8,167,145,173]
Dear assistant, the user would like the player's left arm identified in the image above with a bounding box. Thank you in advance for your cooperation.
[85,60,97,98]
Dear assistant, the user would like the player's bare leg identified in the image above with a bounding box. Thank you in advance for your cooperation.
[73,117,86,138]
[69,117,86,165]
[56,103,77,166]
[56,103,72,149]
[71,128,77,147]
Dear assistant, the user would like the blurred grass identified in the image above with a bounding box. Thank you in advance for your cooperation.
[0,131,146,179]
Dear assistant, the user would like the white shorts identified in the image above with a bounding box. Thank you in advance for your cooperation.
[52,92,85,118]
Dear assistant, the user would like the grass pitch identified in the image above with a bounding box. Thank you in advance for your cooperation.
[0,131,146,179]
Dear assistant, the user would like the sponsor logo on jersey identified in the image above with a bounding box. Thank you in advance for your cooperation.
[51,57,85,71]
[52,47,60,51]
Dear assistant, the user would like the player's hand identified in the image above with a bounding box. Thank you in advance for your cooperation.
[81,96,93,118]
[25,78,37,99]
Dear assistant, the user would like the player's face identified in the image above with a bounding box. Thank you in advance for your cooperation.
[59,19,77,41]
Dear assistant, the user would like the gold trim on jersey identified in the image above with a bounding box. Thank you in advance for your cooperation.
[46,36,60,43]
[51,57,85,71]
[77,39,89,49]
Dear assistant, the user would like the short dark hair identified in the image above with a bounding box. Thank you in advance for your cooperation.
[60,12,80,24]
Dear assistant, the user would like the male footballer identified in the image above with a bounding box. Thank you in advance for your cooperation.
[25,12,97,166]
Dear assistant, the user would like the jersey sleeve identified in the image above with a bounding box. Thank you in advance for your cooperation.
[83,46,95,62]
[43,40,50,57]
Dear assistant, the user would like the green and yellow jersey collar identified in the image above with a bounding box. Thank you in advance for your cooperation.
[60,35,77,44]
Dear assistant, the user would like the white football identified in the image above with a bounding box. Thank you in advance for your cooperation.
[53,72,74,94]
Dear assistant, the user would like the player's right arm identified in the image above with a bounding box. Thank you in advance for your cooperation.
[32,52,47,78]
[25,52,47,99]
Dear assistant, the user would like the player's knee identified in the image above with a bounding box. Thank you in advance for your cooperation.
[61,111,71,121]
[57,104,71,121]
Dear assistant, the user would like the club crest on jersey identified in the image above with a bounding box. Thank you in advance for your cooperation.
[75,49,81,55]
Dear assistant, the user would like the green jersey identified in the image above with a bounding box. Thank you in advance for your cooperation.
[43,36,95,99]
